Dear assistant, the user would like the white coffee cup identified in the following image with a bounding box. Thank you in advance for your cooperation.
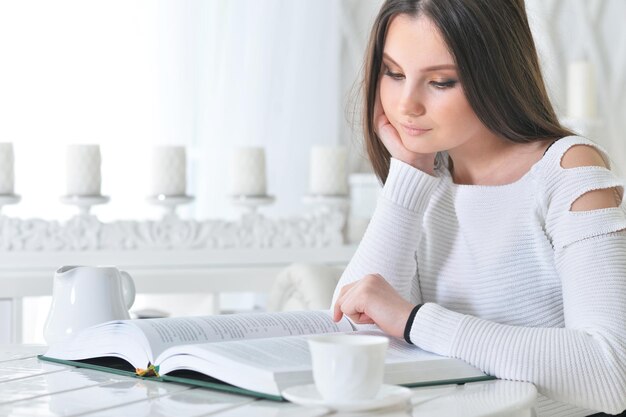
[308,334,389,402]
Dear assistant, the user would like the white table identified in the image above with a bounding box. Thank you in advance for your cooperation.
[0,345,537,417]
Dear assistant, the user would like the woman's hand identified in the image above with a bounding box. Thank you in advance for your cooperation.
[374,90,437,175]
[332,274,416,339]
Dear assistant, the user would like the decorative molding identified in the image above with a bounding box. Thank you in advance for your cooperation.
[0,210,346,251]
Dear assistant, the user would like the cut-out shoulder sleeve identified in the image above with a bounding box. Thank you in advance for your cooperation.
[560,143,609,169]
[539,138,626,249]
[561,144,622,212]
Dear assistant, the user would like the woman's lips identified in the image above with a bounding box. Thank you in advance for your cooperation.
[401,124,432,136]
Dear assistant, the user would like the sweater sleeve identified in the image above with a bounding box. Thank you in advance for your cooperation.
[408,138,626,414]
[330,158,440,308]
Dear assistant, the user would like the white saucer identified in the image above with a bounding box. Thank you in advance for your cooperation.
[282,384,411,412]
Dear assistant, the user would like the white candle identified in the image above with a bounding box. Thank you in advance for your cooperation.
[0,143,15,195]
[150,146,187,196]
[309,146,348,195]
[65,144,101,196]
[567,60,596,119]
[230,147,267,196]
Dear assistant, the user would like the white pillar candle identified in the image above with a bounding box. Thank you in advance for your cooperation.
[567,60,596,119]
[309,146,348,195]
[65,144,101,196]
[150,146,187,196]
[230,147,267,196]
[0,143,15,195]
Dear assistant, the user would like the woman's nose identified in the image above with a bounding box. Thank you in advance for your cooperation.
[398,87,425,117]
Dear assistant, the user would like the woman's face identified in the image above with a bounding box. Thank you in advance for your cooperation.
[379,14,486,154]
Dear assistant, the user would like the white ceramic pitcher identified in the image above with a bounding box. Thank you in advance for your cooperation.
[43,265,135,345]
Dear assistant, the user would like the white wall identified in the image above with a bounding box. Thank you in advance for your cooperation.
[525,0,626,173]
[338,0,384,174]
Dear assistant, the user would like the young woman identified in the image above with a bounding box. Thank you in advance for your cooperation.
[331,1,626,416]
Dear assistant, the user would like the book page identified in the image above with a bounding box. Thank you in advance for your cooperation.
[186,333,314,371]
[157,329,486,392]
[176,330,441,372]
[158,333,446,396]
[44,321,151,369]
[132,310,354,358]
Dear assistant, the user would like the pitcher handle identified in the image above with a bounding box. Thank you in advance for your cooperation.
[120,270,136,310]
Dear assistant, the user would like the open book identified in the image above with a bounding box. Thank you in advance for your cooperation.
[41,310,493,400]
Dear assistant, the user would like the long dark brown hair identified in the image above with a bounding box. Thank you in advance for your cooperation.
[363,0,573,183]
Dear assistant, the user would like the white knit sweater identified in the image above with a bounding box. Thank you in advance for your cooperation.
[333,136,626,416]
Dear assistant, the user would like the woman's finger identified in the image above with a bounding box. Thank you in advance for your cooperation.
[337,289,371,322]
[333,299,344,322]
[350,312,375,324]
[332,282,356,321]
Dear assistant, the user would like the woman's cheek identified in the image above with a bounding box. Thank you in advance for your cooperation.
[379,79,396,117]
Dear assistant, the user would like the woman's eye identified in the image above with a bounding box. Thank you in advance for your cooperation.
[430,80,457,89]
[384,69,404,80]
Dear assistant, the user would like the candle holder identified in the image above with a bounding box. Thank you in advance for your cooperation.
[60,195,110,216]
[230,195,276,214]
[0,194,21,215]
[146,194,195,217]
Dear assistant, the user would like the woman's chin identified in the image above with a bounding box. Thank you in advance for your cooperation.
[401,138,439,155]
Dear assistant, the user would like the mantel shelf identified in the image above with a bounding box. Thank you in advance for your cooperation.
[0,205,347,252]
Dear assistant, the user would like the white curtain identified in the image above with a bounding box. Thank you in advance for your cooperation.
[0,0,345,221]
[190,0,343,219]
[0,1,170,220]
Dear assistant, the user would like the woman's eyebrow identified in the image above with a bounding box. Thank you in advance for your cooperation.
[382,52,457,72]
[422,64,457,72]
[382,52,402,67]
